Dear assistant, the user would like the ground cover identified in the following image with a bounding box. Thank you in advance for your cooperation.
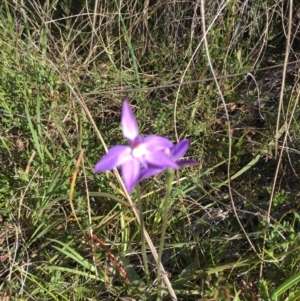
[1,0,300,300]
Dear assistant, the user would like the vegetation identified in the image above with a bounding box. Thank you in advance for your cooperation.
[1,0,300,300]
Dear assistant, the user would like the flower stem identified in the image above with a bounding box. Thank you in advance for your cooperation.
[157,168,175,297]
[136,184,150,286]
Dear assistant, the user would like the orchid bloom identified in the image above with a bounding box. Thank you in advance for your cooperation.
[94,101,179,193]
[138,139,198,182]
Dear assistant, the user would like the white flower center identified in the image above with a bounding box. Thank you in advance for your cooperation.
[132,143,148,158]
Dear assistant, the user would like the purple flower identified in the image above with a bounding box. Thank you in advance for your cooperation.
[94,100,179,193]
[139,139,198,182]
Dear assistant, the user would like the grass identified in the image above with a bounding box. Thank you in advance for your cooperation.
[1,0,300,300]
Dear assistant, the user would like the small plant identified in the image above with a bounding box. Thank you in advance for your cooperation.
[93,100,197,298]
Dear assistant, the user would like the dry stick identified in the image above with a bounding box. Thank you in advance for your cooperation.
[200,0,261,260]
[25,150,36,174]
[275,0,292,160]
[136,185,150,286]
[69,149,84,230]
[261,0,294,278]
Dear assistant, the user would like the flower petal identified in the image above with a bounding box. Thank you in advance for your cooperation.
[121,158,141,193]
[143,135,173,151]
[121,100,139,141]
[93,145,131,173]
[177,159,199,167]
[144,151,179,169]
[171,139,189,160]
[139,165,164,182]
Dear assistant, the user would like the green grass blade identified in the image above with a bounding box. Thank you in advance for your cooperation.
[271,272,300,300]
[44,266,103,281]
[20,271,68,300]
[48,238,100,273]
[24,104,44,162]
